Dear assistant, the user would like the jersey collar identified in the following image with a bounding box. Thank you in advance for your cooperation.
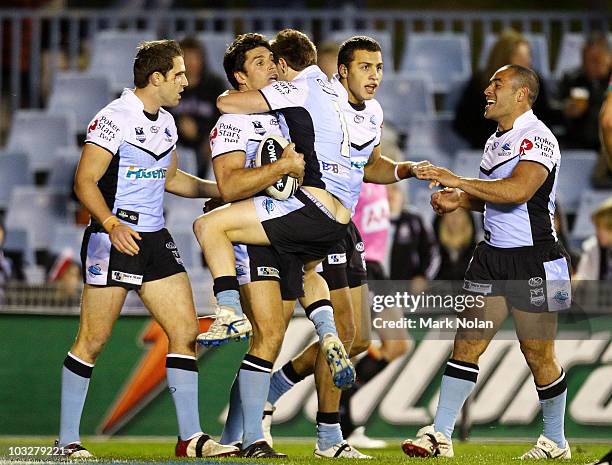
[512,109,537,129]
[121,88,145,113]
[294,64,325,80]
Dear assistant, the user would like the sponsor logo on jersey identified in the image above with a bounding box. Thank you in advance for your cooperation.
[90,115,119,142]
[316,78,338,96]
[116,208,139,225]
[354,115,364,124]
[125,166,167,180]
[327,253,347,264]
[355,241,365,252]
[519,138,533,156]
[218,122,242,144]
[257,266,280,278]
[111,271,143,285]
[135,127,146,143]
[493,142,500,149]
[463,279,493,295]
[150,126,159,133]
[534,135,555,158]
[209,127,218,147]
[263,198,275,214]
[269,117,279,126]
[272,81,298,95]
[370,115,378,126]
[322,161,339,173]
[529,276,543,287]
[351,160,368,169]
[87,264,103,276]
[252,120,266,135]
[530,287,545,306]
[502,143,511,151]
[165,242,176,249]
[164,127,173,142]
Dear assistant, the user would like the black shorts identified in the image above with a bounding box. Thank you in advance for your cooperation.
[234,244,304,301]
[254,188,349,263]
[81,226,185,290]
[318,221,367,290]
[463,241,572,312]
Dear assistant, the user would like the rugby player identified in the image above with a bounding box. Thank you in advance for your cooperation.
[403,64,572,460]
[56,40,237,458]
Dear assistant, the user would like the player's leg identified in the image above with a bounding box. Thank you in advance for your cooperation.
[140,271,238,457]
[58,285,126,451]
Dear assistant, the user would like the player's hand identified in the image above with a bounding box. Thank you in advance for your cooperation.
[109,224,142,256]
[431,188,461,215]
[203,197,225,213]
[397,160,433,179]
[281,143,305,179]
[415,165,460,189]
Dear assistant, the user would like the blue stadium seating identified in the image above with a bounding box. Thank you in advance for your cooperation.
[6,110,75,172]
[87,30,155,92]
[571,190,612,241]
[556,150,598,213]
[0,152,32,210]
[50,224,85,257]
[47,72,112,132]
[453,150,483,178]
[400,33,471,93]
[3,228,35,266]
[406,113,468,156]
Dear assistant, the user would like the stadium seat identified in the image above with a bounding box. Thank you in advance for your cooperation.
[406,113,469,156]
[453,150,483,178]
[399,33,471,93]
[5,110,76,172]
[3,228,35,266]
[47,72,112,133]
[50,224,85,257]
[196,32,235,83]
[553,33,584,78]
[441,76,469,113]
[328,30,394,71]
[87,30,155,93]
[5,187,68,250]
[571,190,612,241]
[479,33,550,79]
[0,152,32,210]
[375,73,435,135]
[176,145,197,175]
[47,149,79,194]
[164,193,205,233]
[556,150,598,213]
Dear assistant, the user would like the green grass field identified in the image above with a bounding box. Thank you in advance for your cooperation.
[0,437,609,464]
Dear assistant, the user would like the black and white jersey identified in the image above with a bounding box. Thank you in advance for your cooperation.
[209,113,282,168]
[331,76,384,214]
[480,110,560,248]
[85,89,177,232]
[259,66,352,209]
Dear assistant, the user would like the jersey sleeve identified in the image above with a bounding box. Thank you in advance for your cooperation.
[516,128,559,172]
[373,100,384,146]
[259,79,309,110]
[84,109,123,155]
[209,114,248,159]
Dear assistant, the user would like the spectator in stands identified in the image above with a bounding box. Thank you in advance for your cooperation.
[169,36,226,178]
[454,29,558,149]
[574,197,612,281]
[432,208,477,280]
[387,183,439,293]
[317,41,340,80]
[558,32,611,151]
[600,76,612,171]
[47,250,82,306]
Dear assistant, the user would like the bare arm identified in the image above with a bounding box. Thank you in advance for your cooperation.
[74,144,142,256]
[213,144,304,202]
[164,151,220,198]
[418,161,549,205]
[216,89,270,115]
[363,144,419,183]
[430,188,485,214]
[599,91,612,171]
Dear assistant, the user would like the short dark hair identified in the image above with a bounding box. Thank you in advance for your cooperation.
[337,35,382,69]
[506,64,540,106]
[223,33,271,90]
[133,39,183,89]
[270,29,317,71]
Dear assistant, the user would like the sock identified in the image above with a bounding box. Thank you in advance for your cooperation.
[166,354,202,440]
[213,276,242,316]
[239,354,273,448]
[537,369,568,448]
[433,359,479,440]
[59,352,94,446]
[355,352,389,384]
[305,300,337,342]
[220,375,243,445]
[316,411,343,451]
[268,361,304,405]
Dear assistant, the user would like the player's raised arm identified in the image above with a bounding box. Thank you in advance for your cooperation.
[216,89,269,114]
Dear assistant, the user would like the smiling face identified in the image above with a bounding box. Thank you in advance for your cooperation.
[483,66,525,122]
[236,46,278,91]
[342,49,383,104]
[159,56,188,108]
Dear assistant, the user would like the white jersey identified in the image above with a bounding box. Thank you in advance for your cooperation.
[480,110,560,248]
[85,89,177,232]
[259,65,352,209]
[330,77,384,214]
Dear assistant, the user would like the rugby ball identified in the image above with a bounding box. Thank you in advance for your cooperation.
[255,134,299,200]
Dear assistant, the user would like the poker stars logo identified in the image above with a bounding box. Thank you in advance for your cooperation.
[519,138,533,156]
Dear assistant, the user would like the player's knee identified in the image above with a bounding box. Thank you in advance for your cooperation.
[520,340,554,366]
[76,332,110,360]
[193,215,215,241]
[453,338,488,363]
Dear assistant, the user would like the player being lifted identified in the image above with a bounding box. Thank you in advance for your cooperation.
[259,35,430,457]
[404,64,572,460]
[56,40,237,459]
